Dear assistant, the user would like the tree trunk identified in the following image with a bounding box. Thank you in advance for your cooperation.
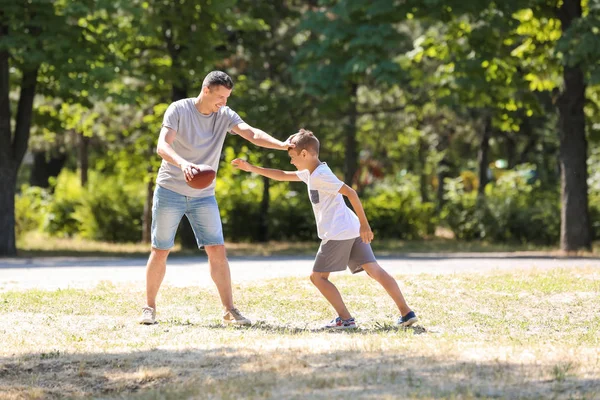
[0,19,15,256]
[477,116,492,197]
[258,176,270,242]
[142,178,154,244]
[418,137,429,203]
[436,157,451,213]
[29,151,67,188]
[79,135,90,187]
[0,170,17,256]
[344,84,358,186]
[556,0,591,251]
[505,135,516,169]
[0,20,39,255]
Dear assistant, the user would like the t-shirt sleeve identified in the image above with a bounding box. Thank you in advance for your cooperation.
[295,169,310,184]
[312,170,344,194]
[227,108,245,132]
[162,102,179,132]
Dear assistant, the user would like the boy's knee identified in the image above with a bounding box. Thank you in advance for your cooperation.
[310,272,327,284]
[362,262,383,276]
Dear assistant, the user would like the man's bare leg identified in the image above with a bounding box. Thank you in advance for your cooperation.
[204,244,234,310]
[146,248,170,309]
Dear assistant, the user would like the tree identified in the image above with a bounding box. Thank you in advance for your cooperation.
[294,0,412,185]
[0,0,124,255]
[408,0,599,250]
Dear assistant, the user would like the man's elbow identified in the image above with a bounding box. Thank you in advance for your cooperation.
[156,142,167,158]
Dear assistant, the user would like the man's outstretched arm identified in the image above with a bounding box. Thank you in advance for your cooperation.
[232,123,293,150]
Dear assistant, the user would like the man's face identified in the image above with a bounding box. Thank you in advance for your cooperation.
[204,85,232,112]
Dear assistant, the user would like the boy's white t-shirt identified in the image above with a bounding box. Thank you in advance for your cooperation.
[296,163,361,242]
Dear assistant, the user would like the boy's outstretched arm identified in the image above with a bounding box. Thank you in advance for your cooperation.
[339,184,374,244]
[231,159,301,182]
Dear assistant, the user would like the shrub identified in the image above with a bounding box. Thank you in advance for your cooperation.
[442,166,560,244]
[363,175,437,240]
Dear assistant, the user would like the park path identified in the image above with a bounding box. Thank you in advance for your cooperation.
[1,253,599,291]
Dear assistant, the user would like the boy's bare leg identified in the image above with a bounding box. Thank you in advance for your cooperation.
[362,262,412,316]
[146,248,170,309]
[204,245,234,311]
[310,272,352,320]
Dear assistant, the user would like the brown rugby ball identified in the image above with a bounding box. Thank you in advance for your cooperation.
[186,165,216,189]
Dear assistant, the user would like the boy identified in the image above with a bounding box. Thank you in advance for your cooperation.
[231,129,418,329]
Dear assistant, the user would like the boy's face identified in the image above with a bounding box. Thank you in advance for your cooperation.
[288,148,307,170]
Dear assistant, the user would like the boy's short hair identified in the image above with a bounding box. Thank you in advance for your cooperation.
[202,71,234,90]
[291,129,320,155]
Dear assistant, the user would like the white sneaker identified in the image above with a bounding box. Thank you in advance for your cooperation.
[324,317,357,330]
[223,307,251,326]
[139,306,156,325]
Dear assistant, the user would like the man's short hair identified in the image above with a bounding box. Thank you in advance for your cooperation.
[291,129,319,155]
[202,71,234,90]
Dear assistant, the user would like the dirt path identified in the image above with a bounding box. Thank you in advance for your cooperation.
[1,253,599,291]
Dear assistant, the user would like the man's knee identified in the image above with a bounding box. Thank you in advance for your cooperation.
[150,247,170,261]
[205,244,228,263]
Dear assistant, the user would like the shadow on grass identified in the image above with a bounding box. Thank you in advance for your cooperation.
[0,347,598,399]
[205,321,428,335]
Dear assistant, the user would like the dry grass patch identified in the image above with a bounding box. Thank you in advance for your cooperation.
[0,267,599,399]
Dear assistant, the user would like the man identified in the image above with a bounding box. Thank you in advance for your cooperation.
[140,71,293,325]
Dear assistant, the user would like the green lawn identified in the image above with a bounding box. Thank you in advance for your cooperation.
[1,267,599,399]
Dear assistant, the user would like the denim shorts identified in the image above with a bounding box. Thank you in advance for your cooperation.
[151,185,224,249]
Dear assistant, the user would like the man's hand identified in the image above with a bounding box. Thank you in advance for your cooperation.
[360,224,374,244]
[282,134,297,150]
[231,158,253,172]
[180,161,201,182]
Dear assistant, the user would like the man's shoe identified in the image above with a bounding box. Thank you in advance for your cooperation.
[140,306,156,325]
[397,311,418,327]
[223,307,251,326]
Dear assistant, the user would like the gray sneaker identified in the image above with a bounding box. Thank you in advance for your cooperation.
[223,307,251,326]
[140,306,156,325]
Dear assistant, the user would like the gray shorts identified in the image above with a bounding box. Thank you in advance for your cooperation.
[313,237,376,274]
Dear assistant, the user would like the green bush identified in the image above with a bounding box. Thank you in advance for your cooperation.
[15,185,51,238]
[16,170,145,242]
[442,166,561,244]
[74,173,144,242]
[363,176,436,240]
[44,171,85,237]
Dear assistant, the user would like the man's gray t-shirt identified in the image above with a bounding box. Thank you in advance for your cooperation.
[156,98,244,197]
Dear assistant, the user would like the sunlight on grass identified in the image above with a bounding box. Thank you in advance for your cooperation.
[0,267,599,398]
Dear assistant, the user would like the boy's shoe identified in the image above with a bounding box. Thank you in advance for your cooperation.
[397,311,418,327]
[223,307,251,326]
[324,317,357,330]
[139,306,156,325]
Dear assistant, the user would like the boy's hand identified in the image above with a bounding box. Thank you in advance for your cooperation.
[360,224,374,244]
[231,158,252,172]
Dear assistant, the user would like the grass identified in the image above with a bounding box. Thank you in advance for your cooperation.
[1,267,599,398]
[15,231,600,258]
